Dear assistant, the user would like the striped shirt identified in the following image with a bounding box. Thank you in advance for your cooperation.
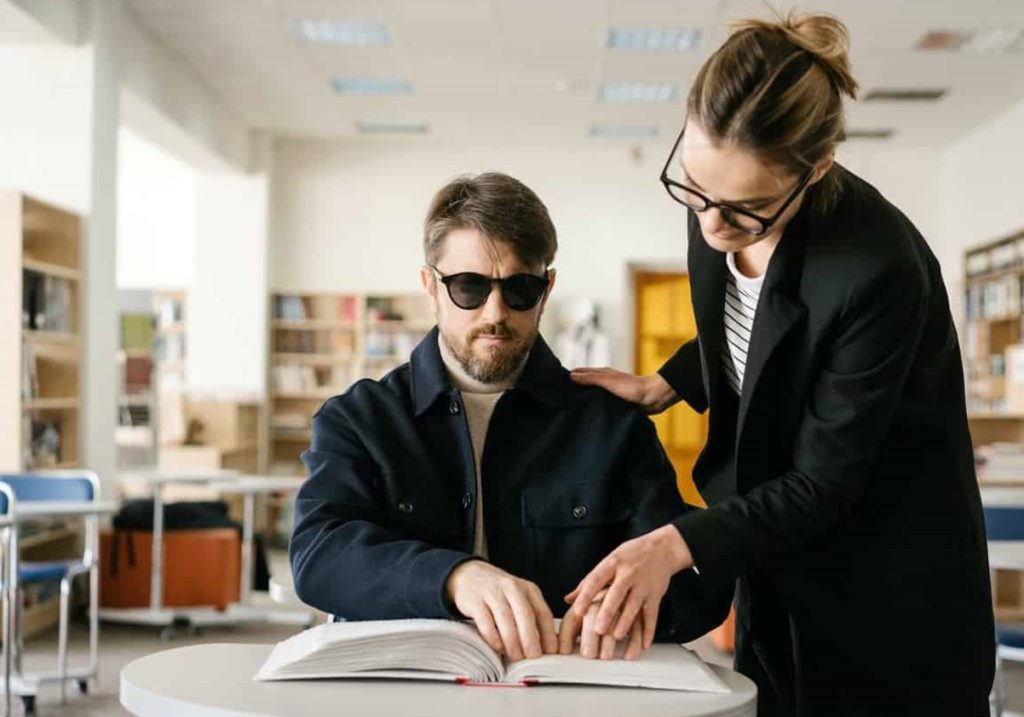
[721,251,765,394]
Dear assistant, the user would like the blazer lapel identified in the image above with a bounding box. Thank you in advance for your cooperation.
[687,213,727,404]
[735,216,808,439]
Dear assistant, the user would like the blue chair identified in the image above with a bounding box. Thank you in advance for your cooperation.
[984,505,1024,717]
[0,471,101,712]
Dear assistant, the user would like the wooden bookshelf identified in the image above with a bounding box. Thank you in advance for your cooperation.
[117,301,158,468]
[964,230,1024,423]
[266,291,432,476]
[1,191,83,472]
[1,192,84,638]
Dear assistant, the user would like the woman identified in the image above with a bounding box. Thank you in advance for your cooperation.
[567,12,995,717]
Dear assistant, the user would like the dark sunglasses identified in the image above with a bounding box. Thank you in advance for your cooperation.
[428,265,550,311]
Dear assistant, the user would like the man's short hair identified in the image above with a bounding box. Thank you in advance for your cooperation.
[424,172,557,269]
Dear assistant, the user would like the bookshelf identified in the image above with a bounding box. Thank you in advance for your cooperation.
[0,191,84,638]
[116,299,158,468]
[963,230,1024,453]
[267,291,432,475]
[1,192,82,472]
[152,290,186,447]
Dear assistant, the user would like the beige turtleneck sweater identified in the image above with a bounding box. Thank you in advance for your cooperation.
[438,336,526,559]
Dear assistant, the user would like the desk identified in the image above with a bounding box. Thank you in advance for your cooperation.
[990,541,1024,570]
[120,644,757,717]
[105,471,310,631]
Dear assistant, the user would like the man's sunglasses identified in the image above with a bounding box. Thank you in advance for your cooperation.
[427,265,550,311]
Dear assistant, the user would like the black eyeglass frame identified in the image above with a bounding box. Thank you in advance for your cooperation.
[659,123,814,237]
[427,265,552,311]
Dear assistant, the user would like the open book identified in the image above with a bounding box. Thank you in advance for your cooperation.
[255,619,729,692]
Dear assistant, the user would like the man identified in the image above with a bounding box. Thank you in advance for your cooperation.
[290,172,726,661]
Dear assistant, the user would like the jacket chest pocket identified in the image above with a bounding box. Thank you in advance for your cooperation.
[520,480,633,592]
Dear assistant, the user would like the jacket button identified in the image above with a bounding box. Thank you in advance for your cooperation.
[461,493,472,509]
[398,501,413,514]
[449,399,461,415]
[572,505,588,520]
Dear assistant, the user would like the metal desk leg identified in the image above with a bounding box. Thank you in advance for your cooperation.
[239,492,254,606]
[150,485,164,612]
[3,525,10,717]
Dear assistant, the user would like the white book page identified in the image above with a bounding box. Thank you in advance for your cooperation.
[502,644,730,693]
[255,620,504,683]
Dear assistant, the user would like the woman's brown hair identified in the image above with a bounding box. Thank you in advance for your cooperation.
[687,11,859,215]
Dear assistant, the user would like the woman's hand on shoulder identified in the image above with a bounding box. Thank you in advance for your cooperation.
[570,369,679,415]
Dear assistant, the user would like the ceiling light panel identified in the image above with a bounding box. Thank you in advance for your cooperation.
[589,125,660,139]
[331,78,412,95]
[607,27,701,52]
[357,121,429,134]
[599,83,677,104]
[915,28,1024,54]
[291,20,390,47]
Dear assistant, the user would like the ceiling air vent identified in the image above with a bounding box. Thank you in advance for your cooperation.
[863,88,947,102]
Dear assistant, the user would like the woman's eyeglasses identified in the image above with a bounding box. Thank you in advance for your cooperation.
[659,124,813,237]
[428,266,550,311]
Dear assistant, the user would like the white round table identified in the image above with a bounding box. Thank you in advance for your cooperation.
[121,643,757,717]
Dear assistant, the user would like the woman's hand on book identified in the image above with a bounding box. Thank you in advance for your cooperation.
[557,589,646,660]
[564,524,693,650]
[444,560,558,662]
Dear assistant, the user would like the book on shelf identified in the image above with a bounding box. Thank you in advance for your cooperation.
[255,620,729,693]
[22,270,74,333]
[29,418,61,468]
[21,341,37,400]
[121,313,155,351]
[275,295,308,321]
[155,295,184,329]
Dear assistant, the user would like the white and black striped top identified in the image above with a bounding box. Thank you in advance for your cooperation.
[721,252,765,395]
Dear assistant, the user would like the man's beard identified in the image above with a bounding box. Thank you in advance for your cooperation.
[441,321,536,384]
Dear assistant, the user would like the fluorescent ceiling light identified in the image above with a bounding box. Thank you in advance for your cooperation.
[599,83,677,104]
[607,27,701,52]
[357,121,429,134]
[589,125,660,140]
[291,19,390,46]
[915,28,1024,53]
[331,78,412,95]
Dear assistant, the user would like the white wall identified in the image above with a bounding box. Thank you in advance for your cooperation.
[117,128,196,289]
[939,95,1024,326]
[187,166,270,398]
[0,43,92,212]
[270,137,942,370]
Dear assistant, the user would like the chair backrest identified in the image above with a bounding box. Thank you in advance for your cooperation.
[0,482,14,518]
[984,506,1024,541]
[0,471,98,509]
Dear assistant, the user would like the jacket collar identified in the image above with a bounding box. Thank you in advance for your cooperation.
[411,327,569,416]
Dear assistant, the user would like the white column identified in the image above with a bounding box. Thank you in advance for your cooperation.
[82,0,121,495]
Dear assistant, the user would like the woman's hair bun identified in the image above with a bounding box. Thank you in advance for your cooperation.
[732,11,859,100]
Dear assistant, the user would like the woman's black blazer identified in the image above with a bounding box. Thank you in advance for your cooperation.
[659,166,995,713]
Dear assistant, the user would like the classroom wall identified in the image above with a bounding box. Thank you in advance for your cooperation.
[0,43,92,213]
[939,95,1024,327]
[269,137,942,370]
[117,128,196,289]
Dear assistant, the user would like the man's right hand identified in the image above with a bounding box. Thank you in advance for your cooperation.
[445,560,558,662]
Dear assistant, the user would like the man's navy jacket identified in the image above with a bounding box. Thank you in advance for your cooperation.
[289,328,728,642]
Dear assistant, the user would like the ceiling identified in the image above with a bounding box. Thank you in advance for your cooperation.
[124,0,1024,148]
